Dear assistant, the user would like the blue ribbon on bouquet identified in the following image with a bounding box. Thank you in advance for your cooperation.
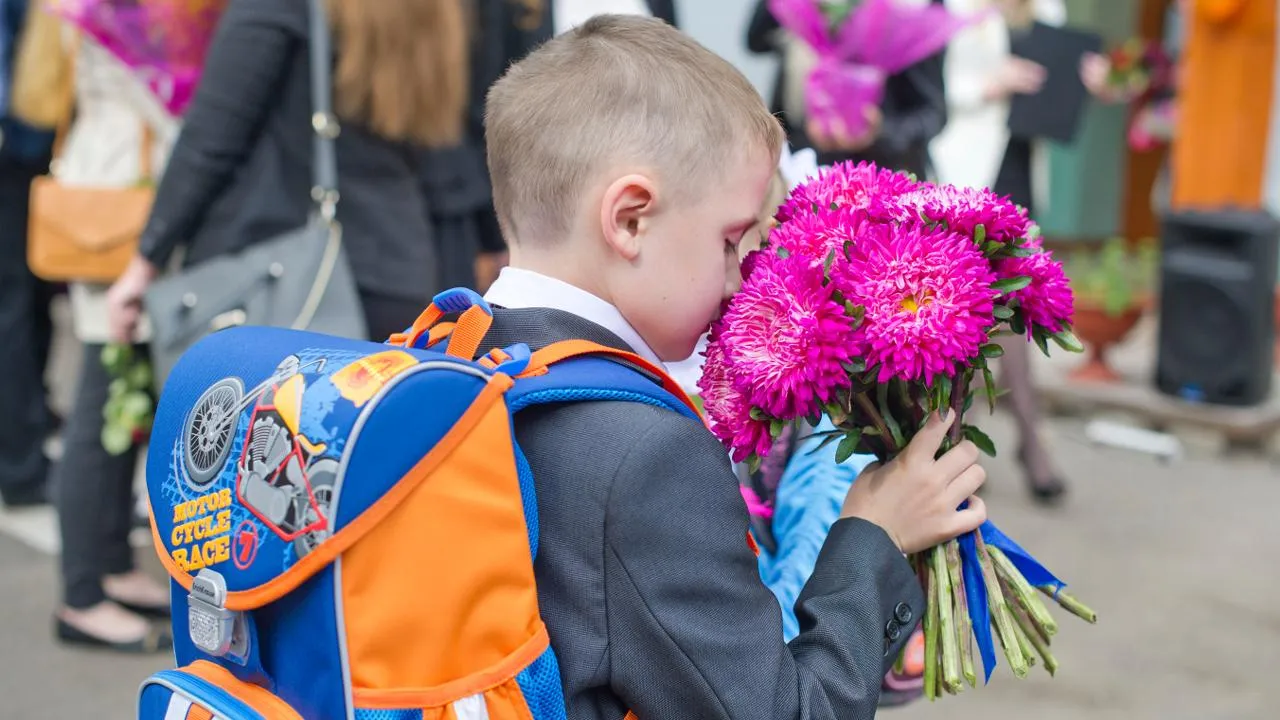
[957,517,1066,683]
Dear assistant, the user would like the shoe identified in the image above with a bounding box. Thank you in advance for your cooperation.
[108,597,172,620]
[55,617,172,654]
[1018,445,1066,506]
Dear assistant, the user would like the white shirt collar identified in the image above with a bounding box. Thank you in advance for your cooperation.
[483,267,663,365]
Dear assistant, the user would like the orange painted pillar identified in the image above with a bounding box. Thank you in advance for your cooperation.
[1171,0,1278,209]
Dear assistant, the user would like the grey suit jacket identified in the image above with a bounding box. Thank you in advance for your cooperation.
[478,308,925,720]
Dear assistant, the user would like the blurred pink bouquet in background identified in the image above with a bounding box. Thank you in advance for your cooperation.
[46,0,228,115]
[769,0,975,139]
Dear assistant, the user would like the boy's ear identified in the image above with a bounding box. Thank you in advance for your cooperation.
[600,173,657,261]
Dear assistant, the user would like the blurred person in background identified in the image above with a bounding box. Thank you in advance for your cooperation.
[45,18,180,651]
[0,0,57,509]
[106,0,473,345]
[930,0,1118,503]
[746,0,947,178]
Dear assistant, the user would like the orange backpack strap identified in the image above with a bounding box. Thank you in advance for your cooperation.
[387,289,493,360]
[520,339,702,419]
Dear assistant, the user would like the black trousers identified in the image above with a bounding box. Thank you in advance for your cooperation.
[56,343,142,608]
[0,154,55,501]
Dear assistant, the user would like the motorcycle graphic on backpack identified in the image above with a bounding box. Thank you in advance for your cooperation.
[181,356,336,557]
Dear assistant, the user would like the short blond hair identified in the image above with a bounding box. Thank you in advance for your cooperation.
[485,14,783,245]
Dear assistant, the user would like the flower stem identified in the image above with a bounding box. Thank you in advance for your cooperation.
[854,391,898,454]
[975,533,1028,678]
[948,371,970,447]
[932,545,962,693]
[945,539,977,688]
[1037,585,1098,624]
[998,574,1037,669]
[922,553,940,701]
[988,546,1058,637]
[1010,598,1058,676]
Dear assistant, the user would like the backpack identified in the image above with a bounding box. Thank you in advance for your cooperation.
[138,288,699,720]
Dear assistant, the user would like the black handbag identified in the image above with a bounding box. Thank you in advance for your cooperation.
[145,0,367,385]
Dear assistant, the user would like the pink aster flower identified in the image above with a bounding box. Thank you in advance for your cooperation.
[998,249,1075,333]
[697,336,773,462]
[716,250,857,420]
[768,204,862,267]
[778,161,919,222]
[877,183,1032,244]
[833,219,998,384]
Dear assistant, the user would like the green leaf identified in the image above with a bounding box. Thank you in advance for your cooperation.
[1005,245,1039,258]
[1025,224,1042,243]
[108,378,129,398]
[1052,328,1085,354]
[983,240,1003,256]
[876,384,905,450]
[991,276,1033,294]
[101,425,134,456]
[835,429,864,464]
[982,365,998,414]
[1008,309,1027,336]
[1033,328,1051,356]
[842,358,867,374]
[845,302,865,326]
[980,343,1005,359]
[823,248,837,275]
[935,374,952,414]
[807,432,842,457]
[974,224,987,245]
[122,392,153,421]
[963,424,998,457]
[770,418,786,438]
[776,246,790,259]
[963,391,975,413]
[993,305,1015,320]
[746,454,763,475]
[749,407,766,421]
[100,344,132,375]
[128,364,153,391]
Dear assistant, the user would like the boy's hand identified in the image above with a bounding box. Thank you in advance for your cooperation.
[840,410,987,554]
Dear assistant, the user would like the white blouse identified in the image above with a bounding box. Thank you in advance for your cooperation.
[553,0,651,36]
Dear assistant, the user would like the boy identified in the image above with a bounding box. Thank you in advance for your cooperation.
[478,15,987,719]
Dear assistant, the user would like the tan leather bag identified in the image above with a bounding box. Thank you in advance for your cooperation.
[9,1,74,130]
[27,108,156,283]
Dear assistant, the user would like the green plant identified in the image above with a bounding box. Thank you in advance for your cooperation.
[101,344,154,455]
[1061,237,1159,317]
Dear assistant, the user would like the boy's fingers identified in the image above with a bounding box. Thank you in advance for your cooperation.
[944,462,986,505]
[935,439,980,482]
[906,409,954,464]
[950,495,987,536]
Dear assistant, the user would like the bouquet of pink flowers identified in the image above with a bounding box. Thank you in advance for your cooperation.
[700,162,1097,697]
[47,0,228,116]
[769,0,974,139]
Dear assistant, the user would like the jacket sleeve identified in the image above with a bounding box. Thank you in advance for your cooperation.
[871,52,948,162]
[604,413,925,720]
[137,0,298,267]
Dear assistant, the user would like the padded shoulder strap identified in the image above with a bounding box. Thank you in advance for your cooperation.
[507,340,702,421]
